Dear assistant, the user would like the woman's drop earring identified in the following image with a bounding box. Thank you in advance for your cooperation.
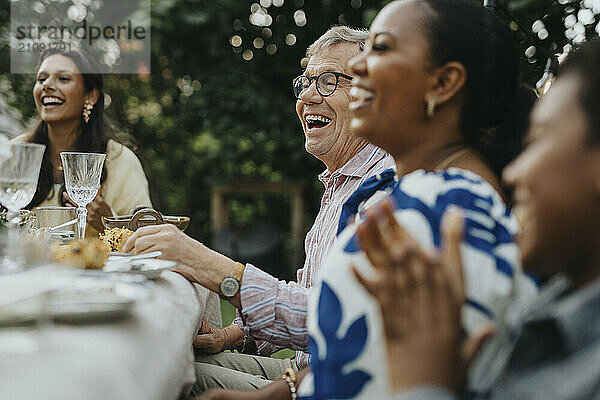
[426,97,436,119]
[82,100,94,123]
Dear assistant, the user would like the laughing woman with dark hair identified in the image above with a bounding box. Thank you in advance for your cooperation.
[12,49,151,237]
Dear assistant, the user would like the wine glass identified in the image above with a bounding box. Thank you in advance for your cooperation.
[0,143,46,272]
[60,152,106,240]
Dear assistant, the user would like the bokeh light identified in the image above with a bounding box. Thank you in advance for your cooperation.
[564,14,577,28]
[266,44,277,55]
[32,1,46,14]
[254,37,265,48]
[104,93,112,108]
[578,8,595,24]
[532,19,545,33]
[243,49,254,60]
[285,33,297,46]
[230,35,243,47]
[67,4,87,22]
[525,45,536,58]
[294,10,306,27]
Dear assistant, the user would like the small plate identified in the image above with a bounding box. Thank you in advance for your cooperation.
[108,251,131,257]
[103,258,178,280]
[47,274,152,323]
[108,251,162,260]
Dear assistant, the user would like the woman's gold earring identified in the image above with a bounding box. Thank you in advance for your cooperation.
[426,97,436,119]
[82,100,94,123]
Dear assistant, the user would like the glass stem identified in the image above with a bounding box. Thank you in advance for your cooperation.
[6,209,20,229]
[77,206,87,240]
[6,209,20,247]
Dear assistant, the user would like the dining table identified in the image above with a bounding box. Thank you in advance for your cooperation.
[0,268,222,400]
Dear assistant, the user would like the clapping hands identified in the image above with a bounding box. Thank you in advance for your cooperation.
[353,200,485,393]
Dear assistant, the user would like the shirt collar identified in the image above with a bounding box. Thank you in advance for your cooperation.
[532,275,600,352]
[318,143,390,184]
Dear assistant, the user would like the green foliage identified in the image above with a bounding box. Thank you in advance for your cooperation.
[1,0,599,275]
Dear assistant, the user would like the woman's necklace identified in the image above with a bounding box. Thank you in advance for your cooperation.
[434,146,473,171]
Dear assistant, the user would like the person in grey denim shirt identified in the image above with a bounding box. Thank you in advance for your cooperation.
[355,38,600,400]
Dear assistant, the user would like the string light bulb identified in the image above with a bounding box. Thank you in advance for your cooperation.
[536,55,559,95]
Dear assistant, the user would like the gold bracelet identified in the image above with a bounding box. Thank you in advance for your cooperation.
[281,368,297,399]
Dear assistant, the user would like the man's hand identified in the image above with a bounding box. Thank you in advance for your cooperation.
[63,190,112,232]
[123,224,204,266]
[194,318,245,354]
[352,200,466,393]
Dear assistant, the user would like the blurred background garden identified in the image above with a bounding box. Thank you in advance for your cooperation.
[1,0,600,280]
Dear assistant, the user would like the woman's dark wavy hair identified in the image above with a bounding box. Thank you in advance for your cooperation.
[27,48,113,208]
[418,0,533,178]
[558,38,600,145]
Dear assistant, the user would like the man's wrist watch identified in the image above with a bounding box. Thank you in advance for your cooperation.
[219,262,245,298]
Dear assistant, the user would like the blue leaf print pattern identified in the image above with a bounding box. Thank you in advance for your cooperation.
[307,282,371,399]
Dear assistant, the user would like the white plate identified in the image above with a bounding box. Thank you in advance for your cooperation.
[103,258,178,280]
[108,251,162,260]
[0,272,152,325]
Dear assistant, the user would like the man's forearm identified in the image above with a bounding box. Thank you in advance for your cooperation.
[178,243,243,309]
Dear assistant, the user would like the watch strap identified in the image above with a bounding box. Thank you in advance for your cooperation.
[231,261,245,281]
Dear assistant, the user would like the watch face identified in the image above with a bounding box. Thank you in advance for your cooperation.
[220,276,240,298]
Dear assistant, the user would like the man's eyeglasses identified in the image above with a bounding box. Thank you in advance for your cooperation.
[292,71,353,99]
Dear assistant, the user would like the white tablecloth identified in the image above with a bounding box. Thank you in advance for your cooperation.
[0,270,220,400]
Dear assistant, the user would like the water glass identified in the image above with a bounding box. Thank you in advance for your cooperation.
[0,143,45,272]
[0,143,45,223]
[60,152,105,240]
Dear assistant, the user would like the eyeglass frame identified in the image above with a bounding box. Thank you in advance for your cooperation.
[292,71,353,99]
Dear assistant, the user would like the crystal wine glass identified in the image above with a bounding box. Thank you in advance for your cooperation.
[60,152,106,240]
[0,143,46,272]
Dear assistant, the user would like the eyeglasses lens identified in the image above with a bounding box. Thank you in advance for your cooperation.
[317,73,337,96]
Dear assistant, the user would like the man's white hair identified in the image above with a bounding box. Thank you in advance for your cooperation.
[306,26,369,58]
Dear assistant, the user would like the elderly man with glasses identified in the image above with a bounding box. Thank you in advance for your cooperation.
[123,26,394,393]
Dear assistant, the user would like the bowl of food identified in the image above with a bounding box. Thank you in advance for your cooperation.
[101,208,190,232]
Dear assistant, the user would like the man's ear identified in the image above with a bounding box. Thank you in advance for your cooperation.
[86,88,100,106]
[426,61,467,107]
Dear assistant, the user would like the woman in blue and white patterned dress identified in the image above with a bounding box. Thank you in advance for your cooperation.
[298,1,539,399]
